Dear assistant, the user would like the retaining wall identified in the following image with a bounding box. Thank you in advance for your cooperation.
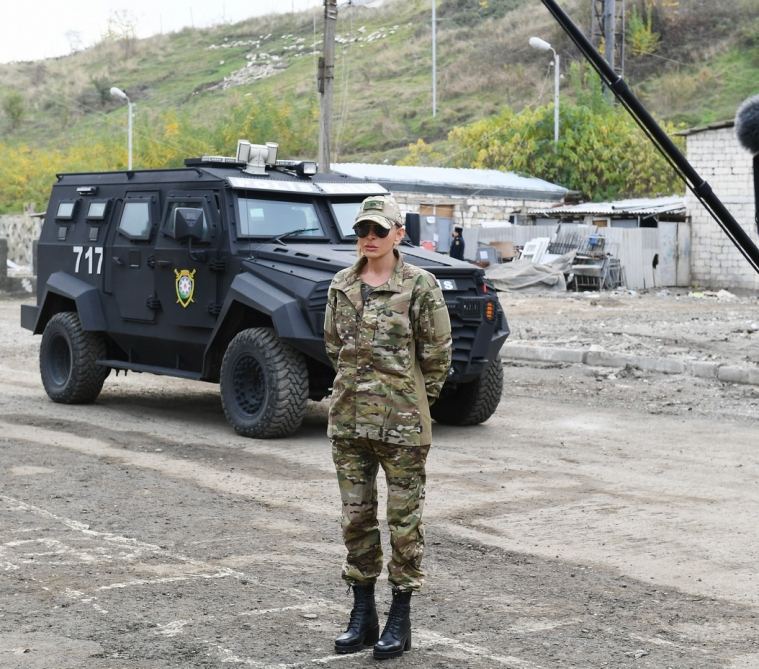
[0,211,40,267]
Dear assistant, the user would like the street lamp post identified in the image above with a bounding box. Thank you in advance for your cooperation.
[529,36,560,146]
[110,86,133,169]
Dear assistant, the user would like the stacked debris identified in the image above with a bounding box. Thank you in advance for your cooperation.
[570,234,623,291]
[485,250,576,292]
[484,225,624,292]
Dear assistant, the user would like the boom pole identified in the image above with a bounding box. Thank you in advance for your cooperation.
[540,0,759,275]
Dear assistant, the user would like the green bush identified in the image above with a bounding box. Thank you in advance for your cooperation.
[2,92,25,131]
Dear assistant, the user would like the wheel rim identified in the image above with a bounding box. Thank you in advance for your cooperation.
[232,353,266,416]
[49,334,72,387]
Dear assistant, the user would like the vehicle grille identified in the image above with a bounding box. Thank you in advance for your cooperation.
[449,314,478,365]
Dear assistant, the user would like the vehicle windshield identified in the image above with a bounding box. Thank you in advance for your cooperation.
[236,197,323,238]
[331,201,364,238]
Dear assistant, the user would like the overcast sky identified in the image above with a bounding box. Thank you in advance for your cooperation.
[0,0,324,63]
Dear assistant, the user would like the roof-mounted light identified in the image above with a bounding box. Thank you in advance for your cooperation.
[275,159,318,177]
[299,161,318,176]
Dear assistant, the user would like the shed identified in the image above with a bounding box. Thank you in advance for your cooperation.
[528,195,687,228]
[331,163,567,254]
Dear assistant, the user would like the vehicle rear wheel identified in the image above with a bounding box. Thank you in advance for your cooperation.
[220,327,309,438]
[430,358,504,426]
[40,311,109,404]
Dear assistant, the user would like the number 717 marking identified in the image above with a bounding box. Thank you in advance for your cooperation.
[73,246,104,275]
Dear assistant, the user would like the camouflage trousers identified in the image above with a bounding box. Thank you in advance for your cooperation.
[331,437,431,592]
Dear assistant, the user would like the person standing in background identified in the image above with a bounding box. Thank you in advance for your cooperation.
[449,226,465,260]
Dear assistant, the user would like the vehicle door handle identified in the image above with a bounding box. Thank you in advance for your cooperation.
[156,260,172,268]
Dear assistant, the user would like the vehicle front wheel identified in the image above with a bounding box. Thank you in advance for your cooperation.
[430,358,504,426]
[220,327,309,439]
[39,311,109,404]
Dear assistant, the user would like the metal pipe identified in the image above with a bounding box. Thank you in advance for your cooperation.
[553,52,560,145]
[127,99,133,170]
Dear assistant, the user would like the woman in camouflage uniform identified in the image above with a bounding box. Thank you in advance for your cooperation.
[324,194,452,660]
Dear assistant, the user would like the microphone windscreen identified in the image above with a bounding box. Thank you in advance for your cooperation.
[735,94,759,154]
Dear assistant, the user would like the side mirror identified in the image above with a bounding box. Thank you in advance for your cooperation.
[173,207,206,242]
[404,212,420,246]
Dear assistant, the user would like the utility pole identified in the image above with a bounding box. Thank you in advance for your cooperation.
[431,0,436,118]
[603,0,615,72]
[591,0,625,76]
[318,0,337,173]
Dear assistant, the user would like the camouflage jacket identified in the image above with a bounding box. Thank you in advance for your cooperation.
[324,252,452,446]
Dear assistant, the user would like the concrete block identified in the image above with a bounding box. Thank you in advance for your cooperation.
[500,344,585,365]
[718,366,759,385]
[633,356,686,375]
[688,361,720,379]
[584,349,635,369]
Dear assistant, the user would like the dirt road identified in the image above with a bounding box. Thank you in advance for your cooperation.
[1,293,758,668]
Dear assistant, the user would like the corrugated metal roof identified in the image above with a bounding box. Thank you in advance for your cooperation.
[529,195,686,216]
[676,120,734,137]
[331,163,568,199]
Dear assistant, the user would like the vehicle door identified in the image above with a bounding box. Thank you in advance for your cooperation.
[152,191,224,330]
[105,191,160,323]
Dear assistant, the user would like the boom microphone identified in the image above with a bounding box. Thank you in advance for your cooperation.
[736,94,759,155]
[735,94,759,232]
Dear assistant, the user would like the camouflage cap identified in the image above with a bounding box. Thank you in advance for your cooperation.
[354,194,403,230]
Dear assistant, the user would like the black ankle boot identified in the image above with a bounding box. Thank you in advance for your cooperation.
[334,583,379,654]
[373,589,412,660]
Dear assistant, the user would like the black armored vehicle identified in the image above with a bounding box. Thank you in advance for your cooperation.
[21,141,509,438]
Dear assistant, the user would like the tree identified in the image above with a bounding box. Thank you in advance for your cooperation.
[403,92,684,200]
[103,10,138,58]
[3,92,25,131]
[628,1,661,56]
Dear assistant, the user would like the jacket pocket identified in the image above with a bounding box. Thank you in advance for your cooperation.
[372,341,412,376]
[371,296,413,375]
[334,300,358,341]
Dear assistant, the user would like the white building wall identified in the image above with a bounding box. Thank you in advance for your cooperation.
[686,126,758,290]
[392,192,560,228]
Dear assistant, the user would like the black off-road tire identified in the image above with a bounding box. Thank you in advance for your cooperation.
[220,327,309,439]
[40,312,109,404]
[431,358,504,426]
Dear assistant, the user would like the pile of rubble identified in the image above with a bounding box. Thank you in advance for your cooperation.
[484,229,623,293]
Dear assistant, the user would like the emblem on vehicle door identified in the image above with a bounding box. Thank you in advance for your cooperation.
[175,269,196,308]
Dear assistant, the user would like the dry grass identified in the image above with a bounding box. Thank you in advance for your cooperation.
[0,0,752,162]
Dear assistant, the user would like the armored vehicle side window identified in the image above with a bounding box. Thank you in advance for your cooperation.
[87,201,110,220]
[56,201,78,220]
[236,197,322,238]
[164,201,210,242]
[118,201,152,240]
[332,201,363,238]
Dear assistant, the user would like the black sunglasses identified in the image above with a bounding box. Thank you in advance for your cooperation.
[353,221,391,238]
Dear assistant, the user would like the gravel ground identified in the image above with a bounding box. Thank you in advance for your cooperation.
[2,292,759,668]
[501,288,759,367]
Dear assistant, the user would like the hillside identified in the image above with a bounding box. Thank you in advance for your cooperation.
[0,0,756,211]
